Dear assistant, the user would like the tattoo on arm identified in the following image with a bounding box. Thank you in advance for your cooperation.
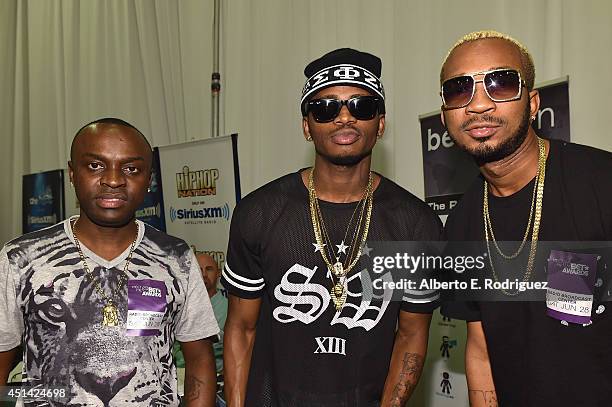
[184,375,205,401]
[390,352,424,407]
[468,390,498,407]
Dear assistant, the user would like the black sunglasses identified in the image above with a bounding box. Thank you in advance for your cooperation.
[441,68,525,110]
[305,96,384,123]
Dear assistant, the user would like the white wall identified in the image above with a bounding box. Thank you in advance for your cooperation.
[2,0,611,244]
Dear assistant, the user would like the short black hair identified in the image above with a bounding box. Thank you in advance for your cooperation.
[70,117,152,161]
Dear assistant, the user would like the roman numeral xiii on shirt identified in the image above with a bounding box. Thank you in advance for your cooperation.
[314,336,346,356]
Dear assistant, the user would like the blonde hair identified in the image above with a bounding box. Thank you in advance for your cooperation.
[440,30,535,90]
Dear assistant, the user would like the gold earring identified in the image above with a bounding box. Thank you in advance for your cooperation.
[306,135,312,141]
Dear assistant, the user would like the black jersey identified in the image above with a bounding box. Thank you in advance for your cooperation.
[221,170,441,407]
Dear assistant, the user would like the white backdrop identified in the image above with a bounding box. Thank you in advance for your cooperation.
[2,0,612,244]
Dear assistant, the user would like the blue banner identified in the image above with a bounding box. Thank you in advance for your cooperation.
[22,169,65,233]
[135,147,166,231]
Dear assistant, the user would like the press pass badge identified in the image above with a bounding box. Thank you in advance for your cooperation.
[546,250,599,324]
[126,279,167,336]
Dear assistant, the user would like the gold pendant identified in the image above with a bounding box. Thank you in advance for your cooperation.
[332,262,344,277]
[102,302,120,326]
[331,282,346,311]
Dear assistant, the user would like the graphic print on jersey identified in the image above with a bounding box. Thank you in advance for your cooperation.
[272,262,393,331]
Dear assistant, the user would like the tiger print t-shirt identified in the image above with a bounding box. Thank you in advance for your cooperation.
[0,217,219,406]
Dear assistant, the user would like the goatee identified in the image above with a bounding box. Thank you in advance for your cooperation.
[450,103,532,165]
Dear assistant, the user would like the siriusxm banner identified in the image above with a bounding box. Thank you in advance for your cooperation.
[158,134,240,269]
[22,169,66,233]
[420,77,570,218]
[135,148,166,231]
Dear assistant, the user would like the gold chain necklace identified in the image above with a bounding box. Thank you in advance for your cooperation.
[309,168,373,276]
[316,182,368,268]
[483,137,546,296]
[308,168,374,310]
[71,218,139,326]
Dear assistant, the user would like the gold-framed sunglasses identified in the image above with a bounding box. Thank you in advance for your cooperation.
[441,68,526,109]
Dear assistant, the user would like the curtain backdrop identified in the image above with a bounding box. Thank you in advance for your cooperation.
[2,0,612,245]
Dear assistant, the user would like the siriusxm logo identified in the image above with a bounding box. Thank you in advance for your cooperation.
[28,215,57,225]
[170,203,230,222]
[136,203,161,218]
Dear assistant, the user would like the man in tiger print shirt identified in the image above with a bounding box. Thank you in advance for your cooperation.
[0,118,219,406]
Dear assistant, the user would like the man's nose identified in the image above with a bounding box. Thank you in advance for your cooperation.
[466,81,496,114]
[334,103,357,125]
[101,167,126,188]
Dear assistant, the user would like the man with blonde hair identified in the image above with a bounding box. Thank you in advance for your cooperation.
[440,31,612,406]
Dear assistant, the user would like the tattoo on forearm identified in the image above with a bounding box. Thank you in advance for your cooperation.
[390,352,424,407]
[468,390,498,407]
[184,375,205,401]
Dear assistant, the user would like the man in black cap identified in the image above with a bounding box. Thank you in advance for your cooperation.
[222,48,441,406]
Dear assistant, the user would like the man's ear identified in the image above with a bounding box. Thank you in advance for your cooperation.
[377,115,386,139]
[68,161,74,184]
[302,117,312,141]
[440,110,446,128]
[528,89,540,120]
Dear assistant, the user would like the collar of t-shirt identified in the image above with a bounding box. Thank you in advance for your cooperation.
[63,215,146,269]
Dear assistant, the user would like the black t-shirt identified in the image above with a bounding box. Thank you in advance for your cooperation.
[442,140,612,406]
[221,170,442,407]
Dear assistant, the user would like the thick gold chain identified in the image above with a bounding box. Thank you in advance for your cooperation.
[308,168,374,310]
[485,158,538,259]
[308,168,373,276]
[71,218,139,322]
[483,137,546,296]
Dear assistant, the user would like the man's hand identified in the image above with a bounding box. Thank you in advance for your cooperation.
[0,347,19,384]
[223,295,261,407]
[466,321,498,407]
[380,311,432,407]
[181,339,216,407]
